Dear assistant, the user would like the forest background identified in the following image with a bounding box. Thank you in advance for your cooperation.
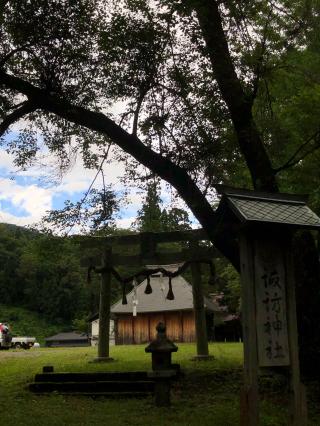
[0,182,238,339]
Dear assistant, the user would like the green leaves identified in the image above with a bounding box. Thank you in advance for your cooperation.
[41,187,120,235]
[134,181,191,232]
[98,7,170,100]
[1,0,320,237]
[4,129,40,169]
[0,224,88,323]
[253,24,320,210]
[134,181,164,232]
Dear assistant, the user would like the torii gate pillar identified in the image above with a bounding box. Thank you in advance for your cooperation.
[94,247,113,362]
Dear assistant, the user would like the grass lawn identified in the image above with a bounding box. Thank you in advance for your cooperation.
[0,343,319,425]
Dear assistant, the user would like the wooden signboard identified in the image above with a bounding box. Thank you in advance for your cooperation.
[214,186,316,426]
[254,240,290,367]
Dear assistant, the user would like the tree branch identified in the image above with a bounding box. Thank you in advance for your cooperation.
[132,88,148,136]
[0,45,35,68]
[274,130,320,174]
[0,100,37,136]
[0,69,239,268]
[251,8,273,101]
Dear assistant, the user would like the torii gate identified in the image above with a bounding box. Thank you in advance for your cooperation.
[79,229,218,361]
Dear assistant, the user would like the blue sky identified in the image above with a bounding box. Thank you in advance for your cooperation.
[0,130,190,232]
[0,132,138,230]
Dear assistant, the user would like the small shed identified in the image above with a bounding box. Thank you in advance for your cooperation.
[45,332,90,347]
[90,272,219,344]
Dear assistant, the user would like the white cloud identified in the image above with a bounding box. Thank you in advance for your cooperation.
[116,217,135,229]
[0,210,35,227]
[0,145,131,227]
[11,185,52,218]
[55,177,95,195]
[0,150,15,171]
[0,178,53,223]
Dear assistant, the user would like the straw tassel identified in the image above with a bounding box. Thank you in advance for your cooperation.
[132,278,138,316]
[144,276,152,294]
[166,276,174,300]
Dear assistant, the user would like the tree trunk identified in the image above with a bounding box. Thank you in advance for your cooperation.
[191,0,320,378]
[192,0,278,192]
[293,231,320,377]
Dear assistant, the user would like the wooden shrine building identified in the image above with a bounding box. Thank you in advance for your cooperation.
[90,269,219,345]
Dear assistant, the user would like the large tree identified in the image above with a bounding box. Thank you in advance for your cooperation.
[1,0,319,371]
[134,180,191,232]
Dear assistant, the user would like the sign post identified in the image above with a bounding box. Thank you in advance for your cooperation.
[215,186,320,425]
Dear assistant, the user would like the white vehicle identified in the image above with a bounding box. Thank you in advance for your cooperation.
[0,323,12,349]
[11,336,36,349]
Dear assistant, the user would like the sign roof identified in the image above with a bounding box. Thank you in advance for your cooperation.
[227,196,320,228]
[215,186,320,229]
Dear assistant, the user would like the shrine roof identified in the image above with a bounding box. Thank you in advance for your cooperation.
[216,186,320,229]
[111,274,219,315]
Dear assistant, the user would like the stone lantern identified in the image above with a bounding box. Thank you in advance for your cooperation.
[145,322,178,406]
[145,322,178,370]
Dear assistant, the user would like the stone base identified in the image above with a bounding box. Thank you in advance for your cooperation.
[42,365,54,373]
[89,357,115,363]
[191,354,214,361]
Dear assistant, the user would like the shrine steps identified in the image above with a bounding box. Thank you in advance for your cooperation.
[33,371,152,383]
[29,371,155,397]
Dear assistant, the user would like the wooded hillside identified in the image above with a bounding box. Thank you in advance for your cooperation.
[0,223,93,326]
